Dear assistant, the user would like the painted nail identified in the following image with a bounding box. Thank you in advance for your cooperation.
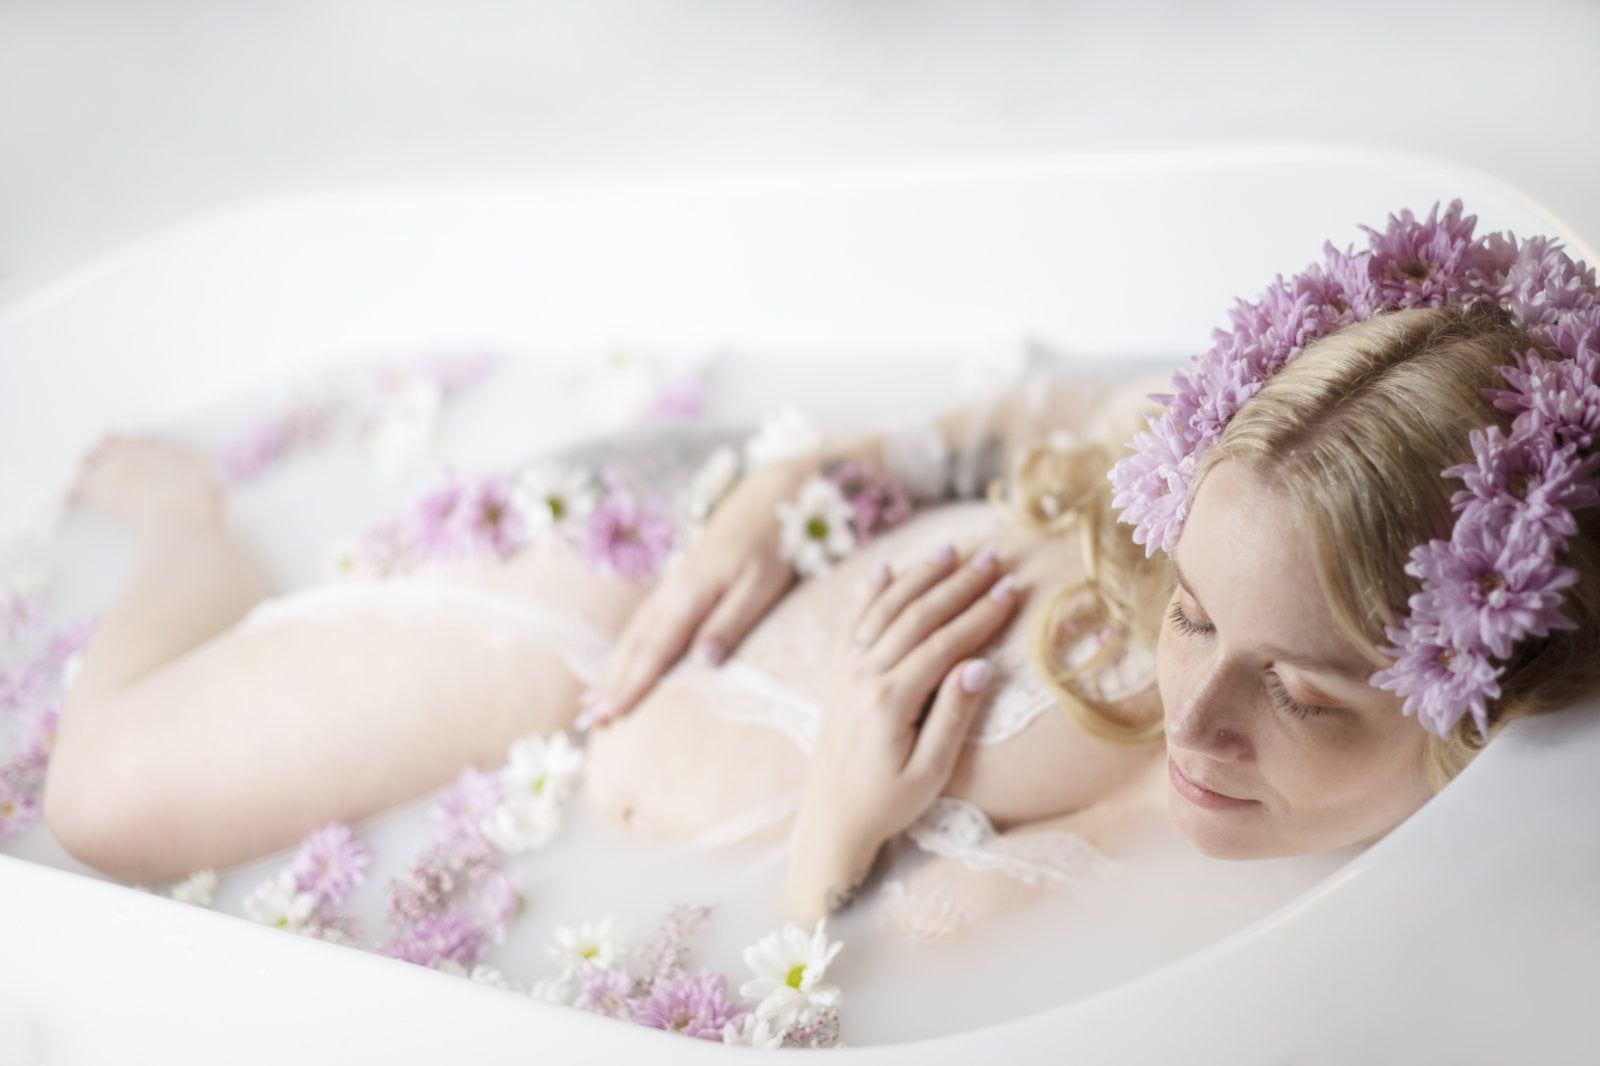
[696,636,727,667]
[989,574,1016,601]
[971,544,996,570]
[574,703,605,732]
[959,658,994,694]
[931,542,956,566]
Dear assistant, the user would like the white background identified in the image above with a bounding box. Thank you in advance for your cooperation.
[1,0,1598,302]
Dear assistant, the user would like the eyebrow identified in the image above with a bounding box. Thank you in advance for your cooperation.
[1168,553,1370,679]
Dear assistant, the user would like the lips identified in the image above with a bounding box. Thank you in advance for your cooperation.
[1168,756,1257,810]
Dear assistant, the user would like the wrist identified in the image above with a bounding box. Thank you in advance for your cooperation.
[785,799,886,921]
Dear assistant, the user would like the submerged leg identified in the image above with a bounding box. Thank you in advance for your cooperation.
[43,436,651,884]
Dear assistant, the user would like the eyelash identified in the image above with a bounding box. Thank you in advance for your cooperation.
[1166,602,1336,720]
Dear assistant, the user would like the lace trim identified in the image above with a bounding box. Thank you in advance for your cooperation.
[904,796,1117,890]
[234,574,616,686]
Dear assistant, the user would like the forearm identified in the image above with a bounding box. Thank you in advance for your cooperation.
[783,802,887,924]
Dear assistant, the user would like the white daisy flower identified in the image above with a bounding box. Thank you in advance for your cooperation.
[722,1011,787,1048]
[743,407,822,470]
[776,477,857,579]
[510,462,598,551]
[547,915,625,975]
[501,730,584,805]
[438,959,525,993]
[739,916,845,1028]
[367,372,443,481]
[684,444,741,522]
[527,971,579,1006]
[167,868,217,907]
[478,791,563,855]
[242,867,318,932]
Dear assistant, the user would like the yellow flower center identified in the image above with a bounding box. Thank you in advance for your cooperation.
[786,963,807,990]
[547,495,565,519]
[806,517,829,541]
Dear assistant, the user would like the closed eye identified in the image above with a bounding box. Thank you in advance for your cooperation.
[1167,600,1213,638]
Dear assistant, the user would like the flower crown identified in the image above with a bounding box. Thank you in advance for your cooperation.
[1108,199,1600,740]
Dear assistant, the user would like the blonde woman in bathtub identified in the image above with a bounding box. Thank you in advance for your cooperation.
[45,213,1600,938]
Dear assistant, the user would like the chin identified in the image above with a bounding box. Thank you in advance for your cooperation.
[1164,788,1277,860]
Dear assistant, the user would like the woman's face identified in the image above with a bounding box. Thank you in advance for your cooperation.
[1156,459,1434,860]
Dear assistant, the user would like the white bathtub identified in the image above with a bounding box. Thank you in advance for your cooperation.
[2,145,1596,1063]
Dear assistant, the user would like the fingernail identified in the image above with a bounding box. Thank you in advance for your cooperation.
[971,544,996,570]
[574,703,604,732]
[931,542,956,566]
[960,658,993,694]
[696,636,727,666]
[989,574,1016,601]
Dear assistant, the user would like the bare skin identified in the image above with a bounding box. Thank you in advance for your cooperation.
[42,377,1172,893]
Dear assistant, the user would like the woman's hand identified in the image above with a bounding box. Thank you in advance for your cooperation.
[784,541,1025,921]
[578,450,821,729]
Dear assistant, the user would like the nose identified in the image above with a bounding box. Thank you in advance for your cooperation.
[1166,660,1251,760]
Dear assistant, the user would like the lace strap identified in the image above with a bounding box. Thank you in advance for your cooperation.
[904,796,1117,890]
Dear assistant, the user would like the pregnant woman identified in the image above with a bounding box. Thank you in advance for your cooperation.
[42,200,1600,939]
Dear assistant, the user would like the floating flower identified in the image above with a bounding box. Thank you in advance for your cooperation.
[632,970,744,1040]
[744,408,822,470]
[583,484,676,582]
[429,766,504,845]
[168,869,218,907]
[575,965,640,1019]
[739,916,844,1028]
[824,459,913,541]
[379,910,488,969]
[528,970,581,1006]
[288,822,371,909]
[478,729,584,853]
[777,477,857,578]
[243,867,319,932]
[722,1011,786,1049]
[510,462,598,551]
[684,445,741,523]
[548,915,626,976]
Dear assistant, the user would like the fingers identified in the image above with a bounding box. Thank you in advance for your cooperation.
[689,560,792,667]
[903,657,994,783]
[849,541,960,649]
[891,567,1021,707]
[867,543,1005,670]
[581,571,723,728]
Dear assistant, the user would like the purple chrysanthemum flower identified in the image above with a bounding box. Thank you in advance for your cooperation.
[1372,617,1503,739]
[1109,413,1197,556]
[429,766,503,844]
[1485,349,1600,452]
[1444,425,1600,538]
[1497,236,1598,332]
[575,965,641,1019]
[1543,305,1600,364]
[289,822,372,908]
[1459,229,1521,305]
[1359,198,1484,309]
[461,474,527,560]
[379,910,487,969]
[583,486,677,582]
[631,970,744,1040]
[413,473,469,559]
[1403,520,1580,661]
[647,370,710,421]
[824,460,913,541]
[476,870,523,944]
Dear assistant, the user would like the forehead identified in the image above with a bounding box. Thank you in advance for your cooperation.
[1175,460,1363,673]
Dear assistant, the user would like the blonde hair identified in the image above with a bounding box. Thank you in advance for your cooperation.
[991,303,1600,792]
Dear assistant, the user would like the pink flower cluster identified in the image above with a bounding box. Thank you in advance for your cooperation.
[354,468,529,577]
[823,458,914,543]
[378,766,523,967]
[582,474,677,583]
[0,617,99,842]
[285,821,371,943]
[1109,199,1600,738]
